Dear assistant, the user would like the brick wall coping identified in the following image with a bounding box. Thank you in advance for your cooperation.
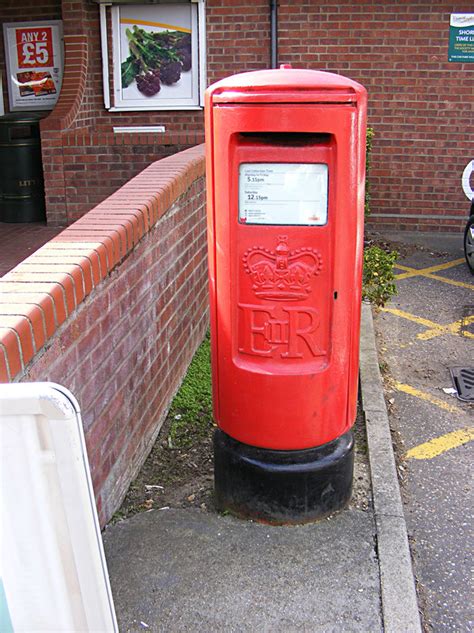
[0,144,206,382]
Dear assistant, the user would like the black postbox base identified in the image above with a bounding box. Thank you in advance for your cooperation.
[213,428,354,525]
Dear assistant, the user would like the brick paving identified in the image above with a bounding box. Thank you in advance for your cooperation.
[0,222,63,277]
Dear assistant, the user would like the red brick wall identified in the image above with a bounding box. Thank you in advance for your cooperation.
[43,128,196,225]
[277,1,473,232]
[0,146,208,526]
[206,1,271,84]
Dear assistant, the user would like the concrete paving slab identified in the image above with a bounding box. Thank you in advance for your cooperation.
[0,222,62,276]
[103,506,381,633]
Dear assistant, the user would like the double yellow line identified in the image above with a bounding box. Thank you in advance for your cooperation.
[384,258,473,459]
[383,258,474,340]
[405,427,474,460]
[382,307,474,341]
[392,382,473,460]
[395,258,474,291]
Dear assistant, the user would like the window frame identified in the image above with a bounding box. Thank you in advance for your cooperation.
[101,0,206,112]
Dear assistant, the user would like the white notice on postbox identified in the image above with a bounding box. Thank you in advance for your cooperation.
[239,163,328,225]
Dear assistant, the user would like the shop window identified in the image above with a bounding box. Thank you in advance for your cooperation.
[97,0,206,111]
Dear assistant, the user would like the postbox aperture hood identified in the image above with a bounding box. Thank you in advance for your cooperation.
[206,68,366,105]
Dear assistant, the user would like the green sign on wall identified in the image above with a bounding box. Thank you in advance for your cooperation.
[449,14,474,63]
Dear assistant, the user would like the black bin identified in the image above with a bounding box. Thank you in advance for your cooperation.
[0,113,46,222]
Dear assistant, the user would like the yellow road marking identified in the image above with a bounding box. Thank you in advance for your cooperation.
[383,307,439,329]
[406,427,474,460]
[382,308,474,340]
[423,273,474,291]
[395,258,466,280]
[419,315,474,340]
[393,381,464,414]
[395,259,474,290]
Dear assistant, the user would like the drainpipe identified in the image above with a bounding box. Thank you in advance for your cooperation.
[270,0,278,68]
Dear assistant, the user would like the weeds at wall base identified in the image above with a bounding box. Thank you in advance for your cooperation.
[111,334,215,522]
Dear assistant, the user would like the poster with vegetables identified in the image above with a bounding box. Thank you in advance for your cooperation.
[112,4,199,109]
[2,21,63,111]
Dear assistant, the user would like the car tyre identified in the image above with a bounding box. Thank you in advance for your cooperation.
[464,214,474,275]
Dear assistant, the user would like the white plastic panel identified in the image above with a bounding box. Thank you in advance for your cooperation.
[0,383,118,632]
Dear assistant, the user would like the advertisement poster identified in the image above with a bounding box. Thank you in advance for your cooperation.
[112,4,199,110]
[449,14,474,62]
[3,21,63,111]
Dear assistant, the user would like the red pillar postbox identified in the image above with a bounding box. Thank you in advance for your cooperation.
[205,67,367,523]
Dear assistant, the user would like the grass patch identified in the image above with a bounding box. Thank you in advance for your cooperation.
[168,332,212,449]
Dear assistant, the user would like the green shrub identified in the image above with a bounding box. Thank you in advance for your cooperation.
[362,127,397,307]
[363,246,398,307]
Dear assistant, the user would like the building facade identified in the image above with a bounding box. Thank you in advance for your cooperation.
[1,0,473,230]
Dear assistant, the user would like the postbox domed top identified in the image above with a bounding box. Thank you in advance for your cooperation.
[206,68,366,105]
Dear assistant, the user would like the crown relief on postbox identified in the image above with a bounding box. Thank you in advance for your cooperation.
[242,235,323,303]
